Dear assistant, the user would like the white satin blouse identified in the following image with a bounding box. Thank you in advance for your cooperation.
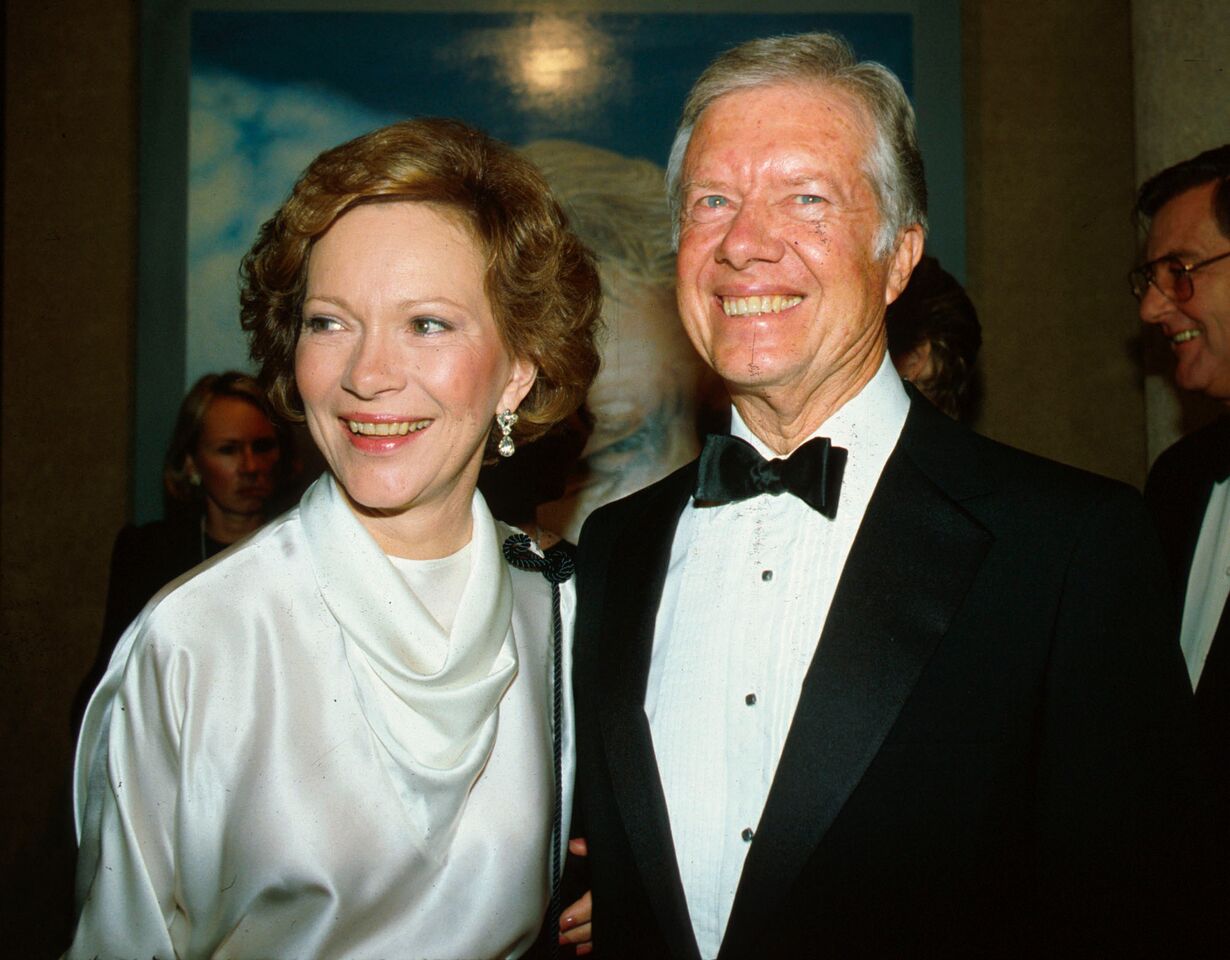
[68,474,575,960]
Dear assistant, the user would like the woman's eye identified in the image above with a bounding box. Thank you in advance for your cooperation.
[216,444,239,456]
[304,314,342,333]
[252,438,278,454]
[412,317,449,335]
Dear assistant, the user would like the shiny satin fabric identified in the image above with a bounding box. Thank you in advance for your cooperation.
[69,474,575,959]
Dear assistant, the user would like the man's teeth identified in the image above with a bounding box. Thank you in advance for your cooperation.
[1172,329,1201,344]
[721,295,803,317]
[347,419,430,436]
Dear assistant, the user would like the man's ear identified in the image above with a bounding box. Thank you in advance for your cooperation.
[885,224,925,305]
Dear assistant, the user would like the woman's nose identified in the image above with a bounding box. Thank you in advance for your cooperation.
[343,330,405,398]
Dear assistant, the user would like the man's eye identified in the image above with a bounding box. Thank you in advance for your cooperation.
[794,194,825,205]
[700,195,728,209]
[412,317,449,335]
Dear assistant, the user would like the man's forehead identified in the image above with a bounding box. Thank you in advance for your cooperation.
[697,80,870,133]
[1147,180,1221,257]
[684,82,874,178]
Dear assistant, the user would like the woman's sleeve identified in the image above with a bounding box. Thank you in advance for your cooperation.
[67,627,189,960]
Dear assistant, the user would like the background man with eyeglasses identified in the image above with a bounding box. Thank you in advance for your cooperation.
[1136,145,1230,868]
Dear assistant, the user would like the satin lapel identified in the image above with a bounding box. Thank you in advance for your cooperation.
[719,418,992,957]
[598,465,702,959]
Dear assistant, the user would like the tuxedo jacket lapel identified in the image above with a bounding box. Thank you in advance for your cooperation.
[1147,416,1230,596]
[719,401,993,957]
[596,465,702,959]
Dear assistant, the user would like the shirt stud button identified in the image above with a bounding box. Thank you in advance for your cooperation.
[745,692,757,706]
[761,569,773,581]
[741,827,755,842]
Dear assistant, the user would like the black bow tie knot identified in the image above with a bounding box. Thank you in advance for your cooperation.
[694,434,846,518]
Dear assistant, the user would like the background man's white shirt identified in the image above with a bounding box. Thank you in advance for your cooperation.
[1181,476,1230,688]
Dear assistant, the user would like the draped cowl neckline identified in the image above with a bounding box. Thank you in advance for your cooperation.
[299,474,519,856]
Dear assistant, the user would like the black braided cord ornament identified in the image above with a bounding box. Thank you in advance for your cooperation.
[502,533,573,956]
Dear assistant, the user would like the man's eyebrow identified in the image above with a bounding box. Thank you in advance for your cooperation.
[682,179,727,193]
[1148,246,1199,262]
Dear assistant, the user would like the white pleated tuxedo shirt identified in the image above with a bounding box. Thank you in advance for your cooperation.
[645,355,909,958]
[1181,477,1230,688]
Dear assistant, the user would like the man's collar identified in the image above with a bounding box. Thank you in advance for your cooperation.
[730,353,909,458]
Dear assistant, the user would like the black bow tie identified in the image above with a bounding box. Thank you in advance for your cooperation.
[694,434,847,518]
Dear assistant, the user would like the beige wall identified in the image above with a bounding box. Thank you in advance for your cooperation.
[1,1,136,951]
[5,0,1217,951]
[964,1,1145,486]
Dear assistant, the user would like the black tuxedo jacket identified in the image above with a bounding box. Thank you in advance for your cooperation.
[573,392,1203,958]
[1145,416,1230,848]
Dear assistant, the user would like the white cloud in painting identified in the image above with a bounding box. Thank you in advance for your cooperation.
[188,69,394,381]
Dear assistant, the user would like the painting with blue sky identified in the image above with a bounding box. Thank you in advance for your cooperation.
[187,10,914,379]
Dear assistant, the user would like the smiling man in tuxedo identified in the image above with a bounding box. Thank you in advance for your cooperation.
[1136,144,1230,877]
[571,32,1203,957]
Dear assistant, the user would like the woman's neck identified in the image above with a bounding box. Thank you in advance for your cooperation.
[203,503,266,544]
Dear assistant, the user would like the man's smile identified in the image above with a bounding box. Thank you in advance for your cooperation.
[719,294,804,317]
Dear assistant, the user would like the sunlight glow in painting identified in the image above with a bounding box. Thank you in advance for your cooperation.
[509,16,614,109]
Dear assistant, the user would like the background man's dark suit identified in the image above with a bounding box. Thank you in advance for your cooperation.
[574,392,1202,958]
[1145,415,1230,844]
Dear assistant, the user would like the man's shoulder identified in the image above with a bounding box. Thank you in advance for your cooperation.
[1147,416,1230,489]
[901,396,1141,513]
[579,459,697,544]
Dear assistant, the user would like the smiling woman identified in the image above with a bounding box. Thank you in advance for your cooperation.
[294,202,536,560]
[68,119,601,959]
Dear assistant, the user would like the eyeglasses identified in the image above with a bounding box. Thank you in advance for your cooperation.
[1129,250,1230,303]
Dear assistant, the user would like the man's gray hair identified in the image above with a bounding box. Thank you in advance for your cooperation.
[665,32,928,258]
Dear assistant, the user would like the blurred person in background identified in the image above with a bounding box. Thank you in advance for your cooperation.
[886,254,982,421]
[73,371,294,731]
[1137,145,1230,913]
[520,140,723,542]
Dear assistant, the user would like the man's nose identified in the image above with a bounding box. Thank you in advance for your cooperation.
[1138,281,1171,325]
[716,204,784,269]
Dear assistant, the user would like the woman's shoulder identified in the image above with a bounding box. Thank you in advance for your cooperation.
[140,507,315,639]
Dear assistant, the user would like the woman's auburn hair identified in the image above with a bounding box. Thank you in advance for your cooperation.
[239,117,602,447]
